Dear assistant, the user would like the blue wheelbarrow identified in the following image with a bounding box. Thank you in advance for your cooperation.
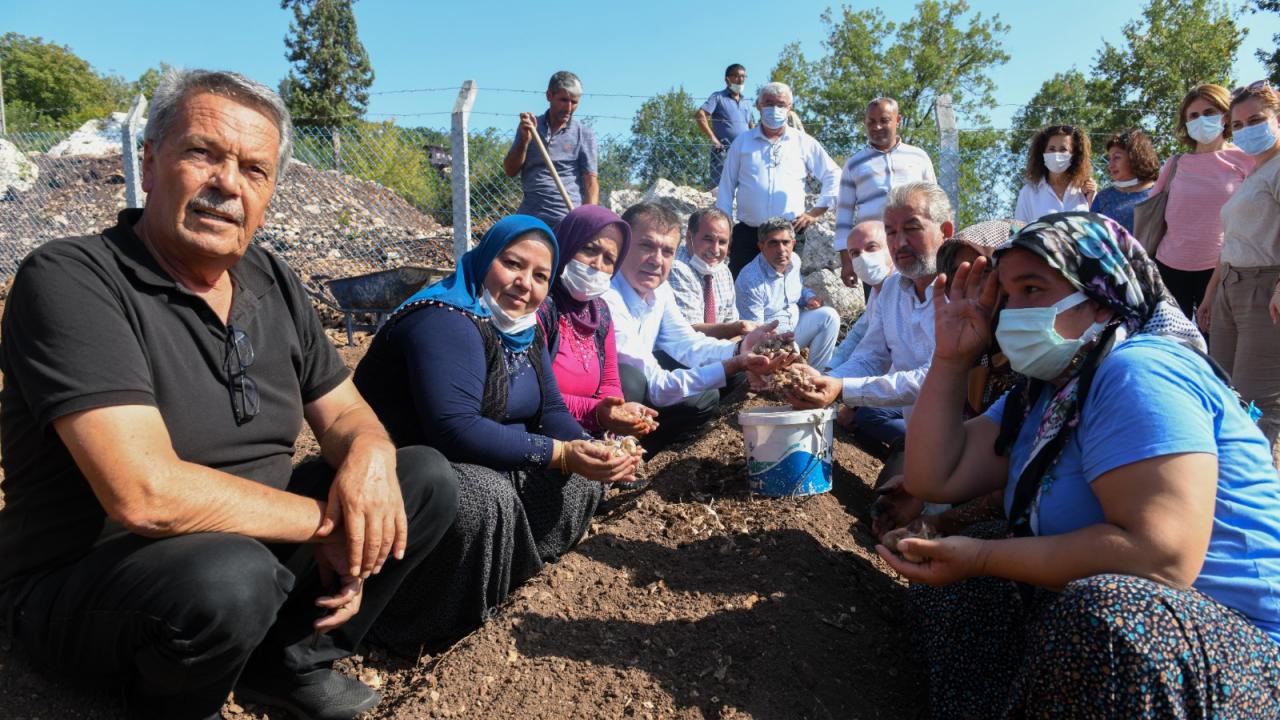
[307,265,449,345]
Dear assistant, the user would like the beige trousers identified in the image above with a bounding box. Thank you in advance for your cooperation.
[1210,263,1280,466]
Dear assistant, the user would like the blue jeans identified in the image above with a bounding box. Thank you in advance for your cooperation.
[854,406,906,448]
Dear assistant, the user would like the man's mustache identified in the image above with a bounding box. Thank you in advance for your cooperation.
[188,191,245,224]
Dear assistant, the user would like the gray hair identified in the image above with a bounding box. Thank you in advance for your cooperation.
[756,216,796,243]
[757,81,792,104]
[686,206,731,238]
[547,71,583,97]
[146,68,293,175]
[866,97,899,115]
[885,182,952,225]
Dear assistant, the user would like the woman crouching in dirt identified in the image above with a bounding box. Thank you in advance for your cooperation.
[885,212,1280,718]
[352,215,640,653]
[540,206,659,440]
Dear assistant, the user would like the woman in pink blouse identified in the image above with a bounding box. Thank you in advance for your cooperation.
[542,205,659,436]
[1149,84,1253,324]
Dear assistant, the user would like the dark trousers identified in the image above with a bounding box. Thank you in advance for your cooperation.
[619,363,719,453]
[1156,260,1214,319]
[7,446,458,719]
[729,222,760,279]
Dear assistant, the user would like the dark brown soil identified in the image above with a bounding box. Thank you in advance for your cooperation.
[0,331,926,720]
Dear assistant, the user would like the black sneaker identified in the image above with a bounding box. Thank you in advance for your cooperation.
[236,667,379,720]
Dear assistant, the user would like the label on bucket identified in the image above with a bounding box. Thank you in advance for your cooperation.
[746,442,832,497]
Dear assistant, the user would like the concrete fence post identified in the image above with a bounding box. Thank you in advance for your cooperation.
[450,80,478,261]
[933,93,961,219]
[122,94,149,209]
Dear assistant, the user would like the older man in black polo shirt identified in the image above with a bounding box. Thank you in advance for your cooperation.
[0,69,457,720]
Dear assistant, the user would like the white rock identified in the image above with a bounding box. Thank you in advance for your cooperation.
[642,178,714,218]
[47,113,143,159]
[608,188,643,215]
[0,139,39,192]
[799,215,839,274]
[803,268,865,325]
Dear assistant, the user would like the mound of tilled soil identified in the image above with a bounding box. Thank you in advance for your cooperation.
[0,335,925,719]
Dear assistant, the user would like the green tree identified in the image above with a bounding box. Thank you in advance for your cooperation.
[1093,0,1244,155]
[771,0,1009,158]
[0,33,122,128]
[1005,70,1116,201]
[625,87,707,187]
[133,62,174,99]
[280,0,374,125]
[1254,1,1280,84]
[771,1,1010,225]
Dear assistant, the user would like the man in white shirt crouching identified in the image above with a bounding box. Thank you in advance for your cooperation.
[605,202,782,451]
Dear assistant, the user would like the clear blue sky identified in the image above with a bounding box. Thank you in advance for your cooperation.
[8,0,1279,136]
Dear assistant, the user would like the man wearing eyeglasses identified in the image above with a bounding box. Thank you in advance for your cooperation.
[715,81,842,279]
[0,69,458,720]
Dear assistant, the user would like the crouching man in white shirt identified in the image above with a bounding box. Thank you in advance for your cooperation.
[734,217,840,370]
[783,182,954,455]
[605,202,785,452]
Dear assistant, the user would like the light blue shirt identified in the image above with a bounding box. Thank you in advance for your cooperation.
[602,276,737,407]
[985,335,1280,644]
[734,251,813,332]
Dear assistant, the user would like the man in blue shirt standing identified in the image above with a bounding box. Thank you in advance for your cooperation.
[694,64,754,189]
[503,70,599,227]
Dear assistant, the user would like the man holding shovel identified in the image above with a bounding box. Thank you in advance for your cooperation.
[503,70,599,226]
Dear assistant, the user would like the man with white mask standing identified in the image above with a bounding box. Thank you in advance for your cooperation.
[716,81,841,278]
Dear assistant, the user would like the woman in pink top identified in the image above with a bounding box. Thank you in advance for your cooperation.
[1149,84,1253,324]
[542,205,659,436]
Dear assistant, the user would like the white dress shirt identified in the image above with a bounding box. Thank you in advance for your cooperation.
[1014,180,1090,224]
[829,273,935,419]
[603,275,738,407]
[734,251,813,331]
[834,142,937,249]
[716,126,841,226]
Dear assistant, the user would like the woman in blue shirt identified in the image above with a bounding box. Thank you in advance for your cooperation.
[890,212,1280,717]
[1088,129,1159,233]
[354,215,639,651]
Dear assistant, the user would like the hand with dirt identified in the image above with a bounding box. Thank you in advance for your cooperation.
[781,364,843,409]
[932,257,998,371]
[876,534,989,587]
[559,439,640,484]
[595,397,659,437]
[870,474,926,539]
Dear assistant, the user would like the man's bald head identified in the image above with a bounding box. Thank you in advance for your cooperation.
[846,220,886,256]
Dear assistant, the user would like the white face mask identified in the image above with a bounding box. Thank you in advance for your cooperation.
[1111,178,1140,188]
[995,291,1106,381]
[728,83,744,95]
[1043,152,1072,174]
[761,105,789,130]
[559,259,612,301]
[851,248,893,286]
[688,252,720,276]
[480,289,538,335]
[1187,114,1224,145]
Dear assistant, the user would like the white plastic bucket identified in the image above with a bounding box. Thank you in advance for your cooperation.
[738,406,835,497]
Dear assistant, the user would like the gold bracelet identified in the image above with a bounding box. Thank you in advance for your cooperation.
[558,441,570,475]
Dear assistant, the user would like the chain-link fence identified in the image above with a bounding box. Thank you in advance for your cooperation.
[0,89,1029,286]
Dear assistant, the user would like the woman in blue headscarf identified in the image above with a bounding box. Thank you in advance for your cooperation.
[354,215,639,651]
[881,212,1280,718]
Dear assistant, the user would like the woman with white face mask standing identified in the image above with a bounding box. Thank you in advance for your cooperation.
[892,212,1280,718]
[542,205,659,437]
[1149,84,1253,322]
[1013,124,1097,224]
[1211,81,1280,466]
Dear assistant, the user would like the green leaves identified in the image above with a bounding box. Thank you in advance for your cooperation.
[281,0,375,126]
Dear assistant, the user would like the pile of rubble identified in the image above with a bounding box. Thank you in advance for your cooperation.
[609,179,865,326]
[0,119,452,281]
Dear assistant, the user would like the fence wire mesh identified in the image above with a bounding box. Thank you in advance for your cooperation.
[1,107,1030,286]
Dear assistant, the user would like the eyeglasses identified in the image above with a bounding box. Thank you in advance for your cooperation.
[767,140,783,168]
[226,325,259,425]
[1233,79,1273,97]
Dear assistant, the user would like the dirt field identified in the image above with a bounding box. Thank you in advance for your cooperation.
[0,329,925,720]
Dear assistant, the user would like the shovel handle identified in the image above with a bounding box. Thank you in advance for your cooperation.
[528,123,575,213]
